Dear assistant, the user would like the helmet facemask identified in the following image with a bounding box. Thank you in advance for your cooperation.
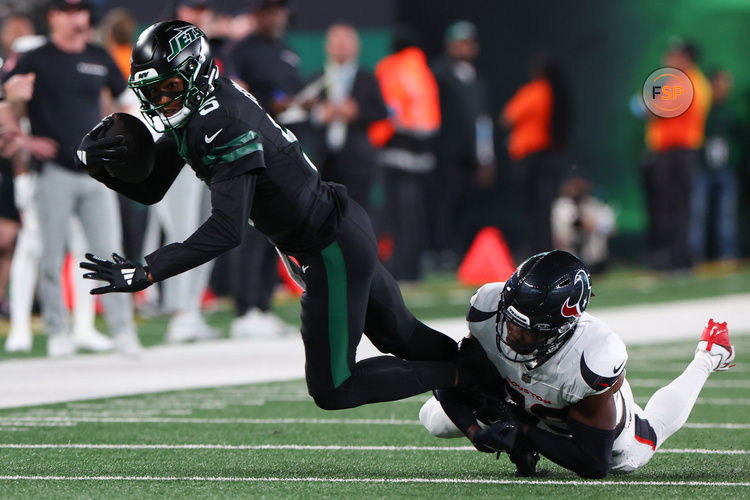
[495,307,576,368]
[129,55,216,133]
[494,250,591,368]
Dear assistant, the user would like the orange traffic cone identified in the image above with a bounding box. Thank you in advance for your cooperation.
[457,227,516,286]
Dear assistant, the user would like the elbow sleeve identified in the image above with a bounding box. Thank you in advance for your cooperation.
[567,418,615,478]
[525,417,615,479]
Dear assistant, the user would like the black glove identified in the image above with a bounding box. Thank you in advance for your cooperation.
[474,395,518,427]
[80,253,151,294]
[471,420,519,454]
[508,434,540,477]
[74,115,127,174]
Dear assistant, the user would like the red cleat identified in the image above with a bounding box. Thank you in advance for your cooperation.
[696,319,736,372]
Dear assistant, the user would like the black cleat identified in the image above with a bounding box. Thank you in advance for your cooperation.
[510,448,540,477]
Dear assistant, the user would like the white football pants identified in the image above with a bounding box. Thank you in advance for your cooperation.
[8,173,101,343]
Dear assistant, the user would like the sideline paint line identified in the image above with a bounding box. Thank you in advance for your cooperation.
[1,417,748,429]
[0,475,749,486]
[0,444,746,455]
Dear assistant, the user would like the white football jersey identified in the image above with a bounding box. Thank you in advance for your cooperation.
[467,282,628,435]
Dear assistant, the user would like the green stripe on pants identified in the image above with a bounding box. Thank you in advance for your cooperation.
[321,242,351,388]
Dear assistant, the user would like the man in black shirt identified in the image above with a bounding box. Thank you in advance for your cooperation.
[228,0,303,117]
[77,21,461,410]
[430,21,496,266]
[2,0,140,356]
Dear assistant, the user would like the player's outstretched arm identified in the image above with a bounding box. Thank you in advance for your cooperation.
[143,173,257,283]
[522,374,623,478]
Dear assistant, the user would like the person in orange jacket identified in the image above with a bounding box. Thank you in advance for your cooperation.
[642,40,711,271]
[370,28,440,281]
[501,56,572,256]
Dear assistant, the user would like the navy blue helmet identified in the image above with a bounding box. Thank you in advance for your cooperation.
[496,250,592,364]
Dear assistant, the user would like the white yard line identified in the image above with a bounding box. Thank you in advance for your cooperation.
[0,475,748,486]
[0,443,746,455]
[628,379,750,389]
[1,416,749,429]
[692,398,750,405]
[683,423,750,429]
[0,417,420,425]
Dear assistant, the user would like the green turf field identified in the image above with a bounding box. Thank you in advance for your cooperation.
[0,335,748,498]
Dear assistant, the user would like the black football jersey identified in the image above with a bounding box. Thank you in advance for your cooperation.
[162,76,347,254]
[92,76,348,281]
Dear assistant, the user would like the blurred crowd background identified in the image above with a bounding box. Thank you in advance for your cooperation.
[1,0,749,354]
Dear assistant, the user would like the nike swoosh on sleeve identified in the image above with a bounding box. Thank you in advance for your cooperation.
[204,128,223,143]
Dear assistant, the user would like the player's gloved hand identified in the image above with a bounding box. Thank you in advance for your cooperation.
[74,115,126,175]
[474,396,518,427]
[469,420,519,454]
[80,253,151,294]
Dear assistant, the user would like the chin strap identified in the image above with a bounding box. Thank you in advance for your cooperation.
[194,65,218,100]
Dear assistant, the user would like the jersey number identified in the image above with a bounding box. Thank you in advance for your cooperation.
[199,97,220,116]
[229,79,317,172]
[230,79,299,145]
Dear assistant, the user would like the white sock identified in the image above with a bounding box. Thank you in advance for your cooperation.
[642,351,714,446]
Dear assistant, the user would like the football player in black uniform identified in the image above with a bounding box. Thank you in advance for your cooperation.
[75,21,460,409]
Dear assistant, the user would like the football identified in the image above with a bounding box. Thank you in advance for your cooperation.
[101,112,155,183]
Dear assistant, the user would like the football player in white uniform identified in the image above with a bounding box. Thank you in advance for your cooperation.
[419,250,736,478]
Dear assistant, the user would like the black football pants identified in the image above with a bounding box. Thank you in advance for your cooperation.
[295,201,458,410]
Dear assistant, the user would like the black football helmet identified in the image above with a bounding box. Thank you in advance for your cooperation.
[496,250,592,365]
[128,20,218,132]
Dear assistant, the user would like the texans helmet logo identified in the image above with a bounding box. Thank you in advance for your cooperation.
[561,270,590,318]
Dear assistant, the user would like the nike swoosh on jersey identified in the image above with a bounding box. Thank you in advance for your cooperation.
[204,128,223,143]
[580,352,621,390]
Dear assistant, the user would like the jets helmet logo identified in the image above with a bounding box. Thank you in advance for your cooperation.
[561,270,590,318]
[166,26,203,62]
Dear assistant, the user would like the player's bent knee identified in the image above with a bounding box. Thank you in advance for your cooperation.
[309,389,350,411]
